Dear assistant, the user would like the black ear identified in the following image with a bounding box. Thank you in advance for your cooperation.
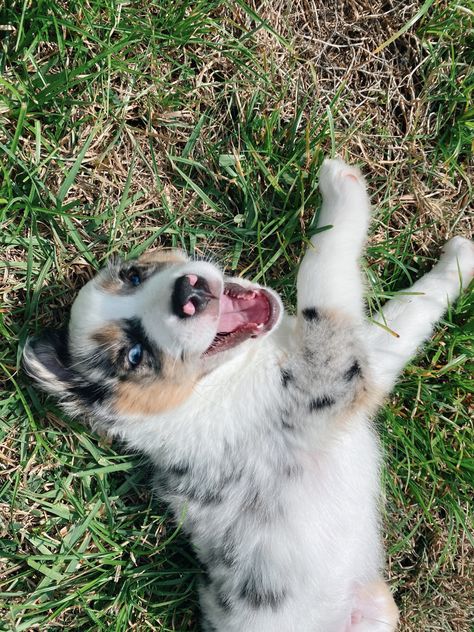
[22,329,75,396]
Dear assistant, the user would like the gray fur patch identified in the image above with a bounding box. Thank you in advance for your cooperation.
[240,573,287,610]
[309,395,335,412]
[280,368,294,387]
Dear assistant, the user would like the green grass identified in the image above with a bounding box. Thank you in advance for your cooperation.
[418,1,474,169]
[1,1,473,630]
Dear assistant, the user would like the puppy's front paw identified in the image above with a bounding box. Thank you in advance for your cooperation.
[439,236,474,286]
[319,157,366,201]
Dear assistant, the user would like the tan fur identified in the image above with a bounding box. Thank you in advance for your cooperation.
[324,307,356,328]
[335,379,385,430]
[98,274,122,294]
[115,378,195,415]
[91,323,123,346]
[115,352,198,416]
[351,379,385,415]
[138,248,187,265]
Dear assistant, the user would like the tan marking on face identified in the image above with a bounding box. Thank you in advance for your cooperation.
[98,274,122,294]
[91,323,123,347]
[115,377,196,416]
[138,248,188,265]
[114,351,199,416]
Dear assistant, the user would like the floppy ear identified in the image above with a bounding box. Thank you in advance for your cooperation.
[23,330,111,421]
[22,329,75,397]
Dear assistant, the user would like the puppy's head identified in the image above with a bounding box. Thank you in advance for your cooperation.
[23,249,282,424]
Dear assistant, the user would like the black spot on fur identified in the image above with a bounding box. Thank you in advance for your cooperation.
[124,318,161,369]
[281,416,295,430]
[344,360,362,381]
[309,395,335,412]
[70,382,110,407]
[124,317,149,347]
[198,490,223,505]
[193,465,243,505]
[302,307,320,322]
[168,462,191,477]
[280,368,294,387]
[157,460,244,507]
[215,586,233,612]
[156,469,223,505]
[89,350,117,376]
[240,574,286,610]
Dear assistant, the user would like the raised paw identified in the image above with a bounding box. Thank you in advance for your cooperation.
[316,158,371,236]
[319,157,366,201]
[438,236,474,286]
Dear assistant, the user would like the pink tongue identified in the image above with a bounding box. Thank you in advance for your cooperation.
[217,293,268,333]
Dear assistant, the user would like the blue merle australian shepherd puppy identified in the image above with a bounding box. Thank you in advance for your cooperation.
[23,158,474,631]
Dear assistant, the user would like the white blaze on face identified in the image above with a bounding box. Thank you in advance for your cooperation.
[69,260,225,360]
[139,260,224,357]
[69,281,138,355]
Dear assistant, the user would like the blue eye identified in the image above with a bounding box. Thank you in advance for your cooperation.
[128,343,143,367]
[120,267,142,287]
[128,271,141,286]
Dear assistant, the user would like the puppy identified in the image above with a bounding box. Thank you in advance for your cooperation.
[23,158,474,631]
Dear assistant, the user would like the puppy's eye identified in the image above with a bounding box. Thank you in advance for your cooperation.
[128,343,143,367]
[122,267,141,287]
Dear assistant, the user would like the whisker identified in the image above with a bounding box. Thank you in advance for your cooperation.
[68,342,118,371]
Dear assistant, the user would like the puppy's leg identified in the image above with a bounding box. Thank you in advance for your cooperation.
[369,236,474,392]
[346,580,399,631]
[297,157,371,321]
[292,158,373,416]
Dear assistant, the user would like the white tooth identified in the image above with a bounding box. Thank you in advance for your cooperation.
[257,323,264,329]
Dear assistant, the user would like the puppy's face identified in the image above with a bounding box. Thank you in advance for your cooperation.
[23,249,282,423]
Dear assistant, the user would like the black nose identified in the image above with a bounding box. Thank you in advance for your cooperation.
[171,275,212,318]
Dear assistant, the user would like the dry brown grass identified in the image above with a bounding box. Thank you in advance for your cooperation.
[24,1,471,264]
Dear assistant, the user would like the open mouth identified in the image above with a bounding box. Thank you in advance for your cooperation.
[205,282,279,355]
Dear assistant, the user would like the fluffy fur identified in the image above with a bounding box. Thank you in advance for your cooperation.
[23,158,474,631]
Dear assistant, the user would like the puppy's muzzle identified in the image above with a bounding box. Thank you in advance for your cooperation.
[172,274,213,318]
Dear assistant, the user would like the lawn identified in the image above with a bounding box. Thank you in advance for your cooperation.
[0,0,473,630]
